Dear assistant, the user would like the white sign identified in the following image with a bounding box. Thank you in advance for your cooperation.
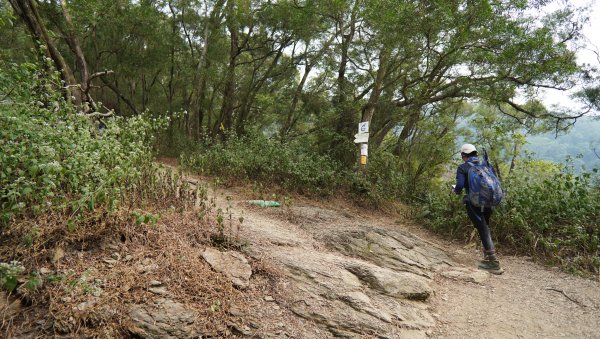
[353,132,369,144]
[360,143,368,156]
[358,122,369,134]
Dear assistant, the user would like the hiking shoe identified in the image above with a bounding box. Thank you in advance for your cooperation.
[478,259,504,275]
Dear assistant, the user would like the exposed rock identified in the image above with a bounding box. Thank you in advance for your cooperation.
[149,280,163,287]
[202,248,252,289]
[39,267,52,275]
[137,258,159,273]
[272,248,435,337]
[339,290,392,323]
[76,300,96,312]
[264,295,275,302]
[343,262,433,300]
[103,258,118,265]
[323,229,452,279]
[228,322,252,336]
[148,287,169,295]
[228,306,244,317]
[127,298,201,338]
[440,267,489,284]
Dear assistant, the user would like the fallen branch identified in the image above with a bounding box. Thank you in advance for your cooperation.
[85,110,114,118]
[545,287,586,307]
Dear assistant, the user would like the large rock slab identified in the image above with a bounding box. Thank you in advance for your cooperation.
[323,229,452,278]
[440,267,489,284]
[202,248,252,288]
[127,298,201,338]
[343,262,433,300]
[220,199,458,337]
[271,248,435,337]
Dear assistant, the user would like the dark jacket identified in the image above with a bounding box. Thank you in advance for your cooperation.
[454,156,480,196]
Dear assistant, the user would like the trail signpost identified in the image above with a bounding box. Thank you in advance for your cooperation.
[354,122,369,173]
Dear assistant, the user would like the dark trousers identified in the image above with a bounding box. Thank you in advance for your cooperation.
[465,201,495,253]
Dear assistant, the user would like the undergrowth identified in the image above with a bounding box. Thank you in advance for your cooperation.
[180,133,349,196]
[0,62,248,337]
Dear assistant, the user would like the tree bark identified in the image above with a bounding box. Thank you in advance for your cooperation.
[215,0,240,139]
[190,0,225,139]
[10,0,78,103]
[59,0,89,97]
[393,109,421,156]
[358,48,390,173]
[333,1,359,138]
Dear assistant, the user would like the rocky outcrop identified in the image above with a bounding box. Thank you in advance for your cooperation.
[127,298,201,338]
[440,267,489,284]
[268,241,438,337]
[171,175,487,338]
[323,229,452,278]
[201,248,252,289]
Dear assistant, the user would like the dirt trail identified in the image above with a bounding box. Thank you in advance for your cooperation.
[430,254,600,338]
[187,172,600,339]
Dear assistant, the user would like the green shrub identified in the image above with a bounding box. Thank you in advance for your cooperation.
[366,150,418,201]
[0,62,167,227]
[0,261,24,291]
[181,134,348,195]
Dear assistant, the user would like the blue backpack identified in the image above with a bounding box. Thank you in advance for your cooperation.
[466,149,504,208]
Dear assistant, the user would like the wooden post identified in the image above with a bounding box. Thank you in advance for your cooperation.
[359,143,368,175]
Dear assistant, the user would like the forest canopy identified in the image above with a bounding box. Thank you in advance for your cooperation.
[2,0,599,163]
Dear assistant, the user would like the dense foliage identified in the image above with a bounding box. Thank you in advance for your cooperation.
[3,0,598,171]
[180,133,444,202]
[0,62,165,227]
[181,134,347,195]
[422,158,600,275]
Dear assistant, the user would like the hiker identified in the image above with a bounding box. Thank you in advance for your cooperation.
[453,143,504,274]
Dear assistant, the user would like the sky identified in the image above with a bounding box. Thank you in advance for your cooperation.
[574,0,600,65]
[542,0,600,108]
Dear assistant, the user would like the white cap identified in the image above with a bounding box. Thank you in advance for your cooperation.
[460,143,477,154]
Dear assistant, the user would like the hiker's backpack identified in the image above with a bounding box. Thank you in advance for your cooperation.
[466,149,504,208]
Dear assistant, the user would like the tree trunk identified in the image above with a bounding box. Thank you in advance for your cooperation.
[190,0,225,139]
[281,63,312,138]
[358,48,390,173]
[508,138,521,176]
[59,0,88,96]
[10,0,79,103]
[215,0,239,139]
[393,109,421,156]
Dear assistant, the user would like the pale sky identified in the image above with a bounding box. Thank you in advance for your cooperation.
[576,0,600,65]
[543,0,600,110]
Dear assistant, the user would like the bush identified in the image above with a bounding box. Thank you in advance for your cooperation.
[421,158,600,275]
[0,62,166,227]
[366,150,420,201]
[181,134,348,196]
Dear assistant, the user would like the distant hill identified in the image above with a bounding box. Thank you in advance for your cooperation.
[525,117,600,170]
